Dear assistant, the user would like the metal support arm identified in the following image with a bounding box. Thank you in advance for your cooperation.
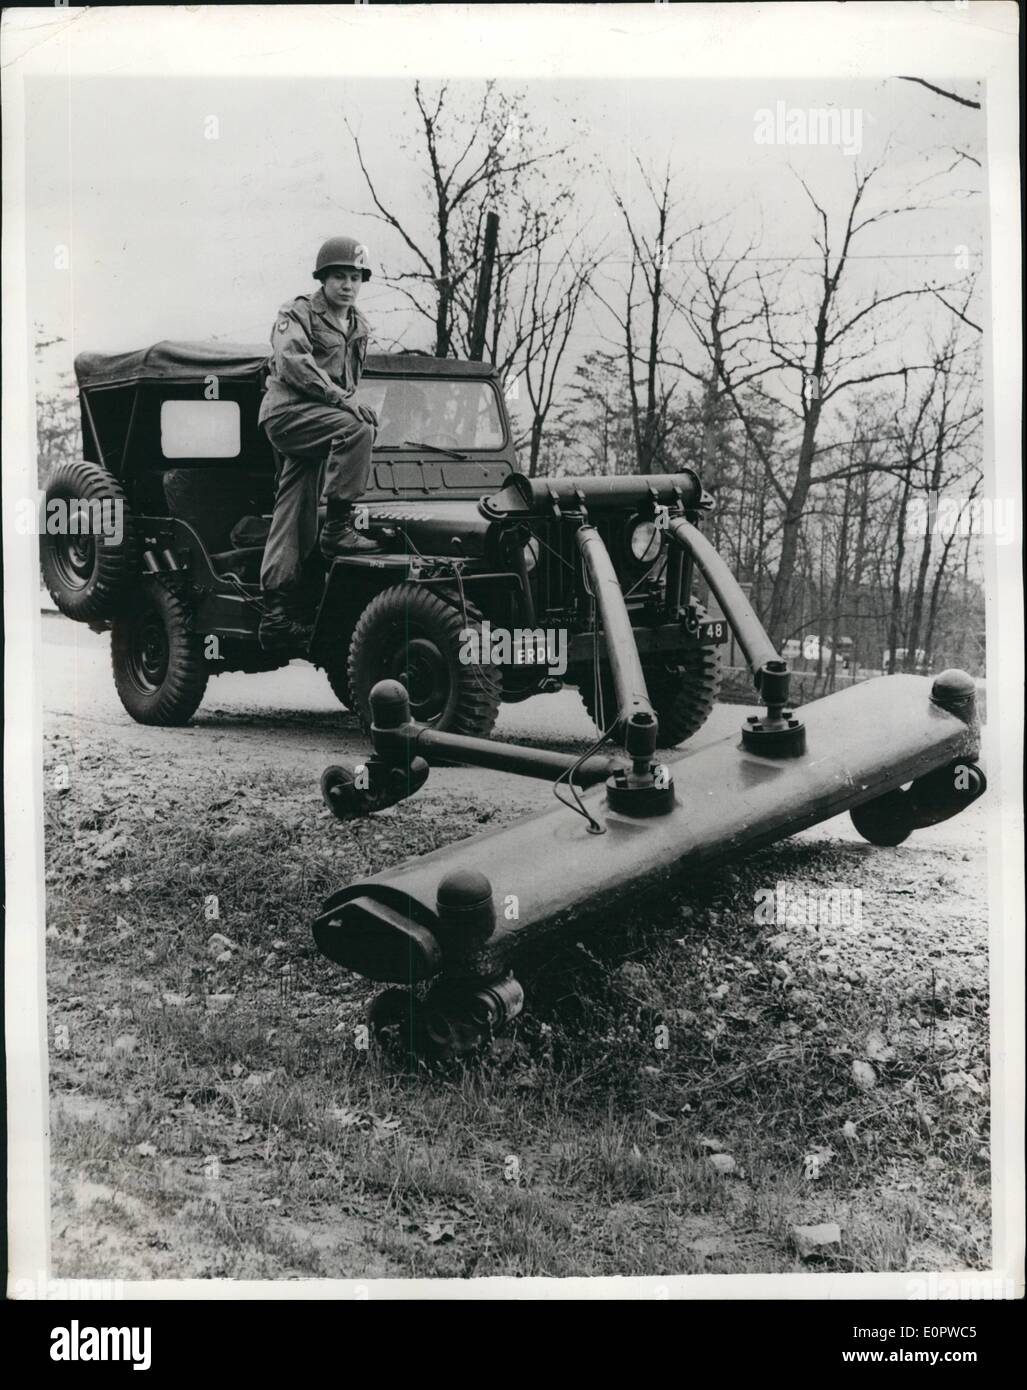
[368,680,623,786]
[574,525,673,812]
[666,516,805,757]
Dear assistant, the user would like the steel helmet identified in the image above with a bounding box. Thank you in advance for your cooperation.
[314,236,372,281]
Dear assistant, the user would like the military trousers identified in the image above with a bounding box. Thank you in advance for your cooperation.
[259,401,376,594]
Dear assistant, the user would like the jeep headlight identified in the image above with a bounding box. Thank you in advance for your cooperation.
[629,518,663,564]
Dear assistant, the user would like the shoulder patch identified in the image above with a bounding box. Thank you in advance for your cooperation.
[277,318,290,333]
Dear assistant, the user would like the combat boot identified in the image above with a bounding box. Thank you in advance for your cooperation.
[259,593,313,653]
[320,515,380,562]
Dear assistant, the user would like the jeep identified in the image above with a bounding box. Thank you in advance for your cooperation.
[42,341,724,743]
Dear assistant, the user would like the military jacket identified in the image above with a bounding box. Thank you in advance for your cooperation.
[259,287,370,423]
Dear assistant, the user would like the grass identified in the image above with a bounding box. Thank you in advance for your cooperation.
[44,731,991,1279]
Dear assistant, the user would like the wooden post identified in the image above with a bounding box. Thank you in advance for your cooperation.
[469,211,499,361]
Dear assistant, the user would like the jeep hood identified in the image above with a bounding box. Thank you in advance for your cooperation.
[366,498,495,558]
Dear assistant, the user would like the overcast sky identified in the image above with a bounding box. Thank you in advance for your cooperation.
[26,73,984,402]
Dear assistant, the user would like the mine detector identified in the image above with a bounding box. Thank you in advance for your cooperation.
[314,468,987,1062]
[47,343,985,1062]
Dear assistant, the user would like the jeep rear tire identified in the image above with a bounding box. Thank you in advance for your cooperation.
[111,582,209,726]
[579,631,723,747]
[347,585,501,737]
[41,460,136,621]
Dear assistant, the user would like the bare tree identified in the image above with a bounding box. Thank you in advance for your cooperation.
[506,237,600,476]
[896,77,981,111]
[347,81,567,358]
[923,481,982,664]
[877,337,980,674]
[686,164,951,642]
[542,350,635,477]
[592,161,706,472]
[903,341,982,668]
[34,332,80,487]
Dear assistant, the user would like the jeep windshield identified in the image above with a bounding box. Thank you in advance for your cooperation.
[351,377,506,452]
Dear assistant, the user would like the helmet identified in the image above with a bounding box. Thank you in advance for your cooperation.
[314,236,372,281]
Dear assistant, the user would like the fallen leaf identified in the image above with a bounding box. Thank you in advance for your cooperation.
[425,1220,456,1244]
[328,1106,363,1127]
[708,1153,736,1175]
[803,1146,835,1180]
[941,1071,985,1096]
[865,1030,896,1063]
[852,1060,877,1090]
[792,1222,842,1258]
[645,1109,675,1134]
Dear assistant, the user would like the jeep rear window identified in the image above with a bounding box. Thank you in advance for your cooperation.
[351,378,505,451]
[160,400,241,459]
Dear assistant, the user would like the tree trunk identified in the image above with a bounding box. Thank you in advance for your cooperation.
[886,466,914,674]
[527,417,544,478]
[767,400,821,643]
[828,472,853,691]
[905,398,948,670]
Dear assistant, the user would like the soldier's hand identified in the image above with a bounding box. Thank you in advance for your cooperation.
[355,404,379,428]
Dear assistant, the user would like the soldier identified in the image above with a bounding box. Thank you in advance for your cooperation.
[257,236,381,650]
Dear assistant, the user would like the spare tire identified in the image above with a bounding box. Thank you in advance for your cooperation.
[41,460,136,621]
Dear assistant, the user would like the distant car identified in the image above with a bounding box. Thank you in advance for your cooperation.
[782,635,833,664]
[41,341,724,743]
[881,648,930,674]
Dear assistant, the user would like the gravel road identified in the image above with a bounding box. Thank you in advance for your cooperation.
[41,610,990,858]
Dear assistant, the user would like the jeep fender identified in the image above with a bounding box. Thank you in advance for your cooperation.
[309,555,460,660]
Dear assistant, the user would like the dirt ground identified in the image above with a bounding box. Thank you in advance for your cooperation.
[42,614,992,1280]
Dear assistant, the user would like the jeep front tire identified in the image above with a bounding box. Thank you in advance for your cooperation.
[347,584,501,737]
[579,636,723,747]
[323,652,353,711]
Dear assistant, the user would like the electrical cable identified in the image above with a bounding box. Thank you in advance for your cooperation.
[451,561,504,700]
[552,719,618,835]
